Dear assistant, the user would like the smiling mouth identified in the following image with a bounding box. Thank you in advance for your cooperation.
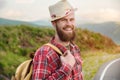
[63,26,74,31]
[64,28,72,31]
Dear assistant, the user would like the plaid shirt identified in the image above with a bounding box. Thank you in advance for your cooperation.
[32,37,83,80]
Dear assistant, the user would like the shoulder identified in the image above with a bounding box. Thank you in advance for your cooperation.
[33,44,60,64]
[71,43,80,50]
[75,44,80,50]
[72,44,81,54]
[35,45,51,56]
[34,44,59,58]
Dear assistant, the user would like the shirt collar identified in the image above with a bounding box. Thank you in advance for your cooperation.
[50,37,76,54]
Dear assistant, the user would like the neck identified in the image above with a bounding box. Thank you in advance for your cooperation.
[55,34,70,47]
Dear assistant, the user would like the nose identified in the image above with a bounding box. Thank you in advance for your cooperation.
[66,20,72,26]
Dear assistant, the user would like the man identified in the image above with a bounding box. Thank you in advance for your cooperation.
[32,0,83,80]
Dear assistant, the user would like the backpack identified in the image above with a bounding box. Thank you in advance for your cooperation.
[11,43,63,80]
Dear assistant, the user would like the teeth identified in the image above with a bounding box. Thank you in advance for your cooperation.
[65,28,72,31]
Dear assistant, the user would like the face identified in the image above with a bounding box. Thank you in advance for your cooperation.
[53,12,76,42]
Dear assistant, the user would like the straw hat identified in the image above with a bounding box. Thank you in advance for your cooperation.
[49,0,77,21]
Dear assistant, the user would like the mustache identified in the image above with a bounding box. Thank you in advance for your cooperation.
[63,25,74,30]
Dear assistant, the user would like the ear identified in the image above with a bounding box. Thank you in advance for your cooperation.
[51,21,56,28]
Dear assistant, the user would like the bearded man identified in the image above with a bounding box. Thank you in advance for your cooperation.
[32,0,83,80]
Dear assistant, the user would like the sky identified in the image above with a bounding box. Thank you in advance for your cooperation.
[0,0,120,24]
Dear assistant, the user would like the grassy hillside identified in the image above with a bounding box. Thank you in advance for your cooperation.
[0,25,118,79]
[79,22,120,44]
[75,28,117,51]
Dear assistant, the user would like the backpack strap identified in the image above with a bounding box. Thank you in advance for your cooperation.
[45,43,64,56]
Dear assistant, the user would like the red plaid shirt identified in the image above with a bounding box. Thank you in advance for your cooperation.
[32,37,83,80]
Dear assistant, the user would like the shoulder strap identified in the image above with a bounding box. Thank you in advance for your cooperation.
[45,43,63,56]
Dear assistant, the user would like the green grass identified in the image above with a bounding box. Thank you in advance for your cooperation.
[0,51,28,78]
[82,51,120,80]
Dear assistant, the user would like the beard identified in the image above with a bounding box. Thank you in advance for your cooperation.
[56,25,76,42]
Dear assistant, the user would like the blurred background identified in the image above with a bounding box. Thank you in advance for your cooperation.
[0,0,120,80]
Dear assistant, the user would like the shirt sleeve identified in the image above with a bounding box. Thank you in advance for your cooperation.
[32,46,72,80]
